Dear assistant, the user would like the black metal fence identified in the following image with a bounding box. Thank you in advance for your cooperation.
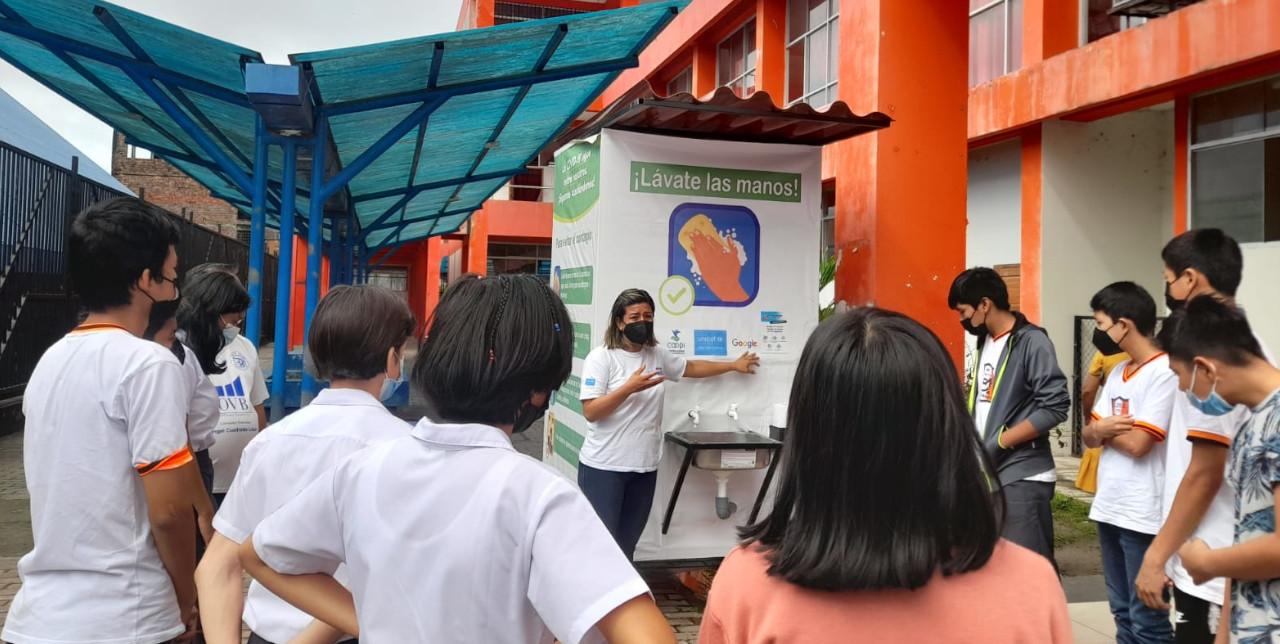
[0,141,278,415]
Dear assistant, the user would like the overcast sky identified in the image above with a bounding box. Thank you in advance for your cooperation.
[0,0,465,171]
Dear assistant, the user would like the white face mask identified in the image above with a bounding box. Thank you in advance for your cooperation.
[222,325,240,345]
[379,353,405,402]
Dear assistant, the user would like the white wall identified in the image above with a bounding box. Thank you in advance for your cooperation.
[966,139,1023,267]
[1239,244,1280,356]
[1040,110,1175,381]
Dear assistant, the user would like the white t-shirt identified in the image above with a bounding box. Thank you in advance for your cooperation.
[579,345,687,472]
[214,388,409,644]
[180,343,219,452]
[252,419,651,644]
[1163,333,1275,604]
[973,331,1012,439]
[208,334,268,492]
[1088,354,1177,535]
[3,326,190,644]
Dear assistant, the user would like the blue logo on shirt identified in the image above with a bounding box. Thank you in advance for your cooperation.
[585,378,596,386]
[694,330,728,356]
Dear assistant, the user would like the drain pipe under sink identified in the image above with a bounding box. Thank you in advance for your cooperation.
[713,471,737,519]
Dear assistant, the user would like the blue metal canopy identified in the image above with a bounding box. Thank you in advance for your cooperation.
[0,0,682,249]
[0,0,684,418]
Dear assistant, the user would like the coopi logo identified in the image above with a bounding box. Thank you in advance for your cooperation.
[667,329,687,355]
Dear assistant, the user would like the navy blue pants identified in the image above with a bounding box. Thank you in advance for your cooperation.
[578,464,657,561]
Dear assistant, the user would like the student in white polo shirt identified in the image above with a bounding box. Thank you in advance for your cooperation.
[1134,228,1274,643]
[2,197,214,644]
[240,274,675,644]
[195,284,416,644]
[1083,282,1179,644]
[144,296,220,561]
[178,264,268,503]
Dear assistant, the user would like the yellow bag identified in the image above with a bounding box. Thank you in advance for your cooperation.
[1075,446,1101,493]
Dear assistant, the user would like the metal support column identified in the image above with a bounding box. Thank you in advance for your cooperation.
[269,139,298,422]
[301,119,328,402]
[245,117,268,347]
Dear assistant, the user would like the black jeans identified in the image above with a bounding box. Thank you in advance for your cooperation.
[1001,479,1057,571]
[1174,586,1220,644]
[577,463,658,561]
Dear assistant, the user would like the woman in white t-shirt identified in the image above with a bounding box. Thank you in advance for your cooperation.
[579,289,759,560]
[178,264,268,504]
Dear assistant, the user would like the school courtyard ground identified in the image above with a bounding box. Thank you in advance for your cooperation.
[0,350,1121,642]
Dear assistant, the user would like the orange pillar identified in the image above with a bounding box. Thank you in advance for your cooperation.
[288,235,307,350]
[830,0,968,364]
[692,41,717,97]
[1022,0,1077,66]
[425,237,443,318]
[755,0,786,100]
[1174,96,1190,235]
[466,211,489,275]
[408,243,429,328]
[1020,126,1043,323]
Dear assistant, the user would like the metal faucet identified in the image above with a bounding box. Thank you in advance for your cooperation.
[688,404,702,428]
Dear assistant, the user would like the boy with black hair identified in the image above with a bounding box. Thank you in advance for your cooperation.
[1165,296,1280,644]
[1135,228,1275,644]
[1083,282,1178,644]
[948,267,1070,566]
[2,197,213,644]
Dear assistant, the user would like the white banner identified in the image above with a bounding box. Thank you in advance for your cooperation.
[548,129,821,560]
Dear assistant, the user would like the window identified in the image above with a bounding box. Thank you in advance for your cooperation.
[1190,77,1280,243]
[969,0,1022,87]
[126,144,152,160]
[368,268,409,297]
[1083,0,1146,44]
[235,224,251,245]
[786,0,839,107]
[717,18,757,98]
[820,184,836,259]
[494,2,586,25]
[487,243,552,279]
[667,66,693,96]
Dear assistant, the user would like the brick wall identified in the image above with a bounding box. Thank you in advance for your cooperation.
[110,132,279,252]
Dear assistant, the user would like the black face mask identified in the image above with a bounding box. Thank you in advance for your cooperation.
[623,321,653,345]
[1165,282,1184,311]
[1092,327,1125,357]
[962,317,986,338]
[512,396,550,434]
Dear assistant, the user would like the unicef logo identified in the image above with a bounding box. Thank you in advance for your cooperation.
[231,351,249,371]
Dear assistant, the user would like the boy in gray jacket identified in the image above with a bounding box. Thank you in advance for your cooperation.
[949,267,1070,567]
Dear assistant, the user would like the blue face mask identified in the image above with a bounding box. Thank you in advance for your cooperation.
[379,353,405,402]
[1186,364,1234,417]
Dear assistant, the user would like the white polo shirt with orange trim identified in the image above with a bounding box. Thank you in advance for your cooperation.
[3,324,192,644]
[1088,352,1178,535]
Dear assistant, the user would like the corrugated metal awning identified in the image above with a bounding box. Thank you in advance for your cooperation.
[555,83,892,150]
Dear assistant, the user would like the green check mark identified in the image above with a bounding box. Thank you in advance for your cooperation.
[659,276,695,316]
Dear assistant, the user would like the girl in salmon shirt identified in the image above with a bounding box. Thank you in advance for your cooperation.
[699,307,1073,644]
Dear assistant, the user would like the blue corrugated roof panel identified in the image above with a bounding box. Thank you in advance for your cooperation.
[0,0,684,246]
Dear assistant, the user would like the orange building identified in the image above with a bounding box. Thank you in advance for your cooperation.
[286,0,1280,386]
